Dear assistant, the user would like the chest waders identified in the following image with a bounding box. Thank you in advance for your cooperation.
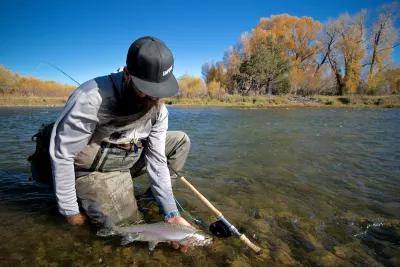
[73,76,159,226]
[74,76,159,176]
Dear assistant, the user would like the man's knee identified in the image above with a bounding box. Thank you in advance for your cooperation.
[178,131,191,150]
[166,131,190,173]
[166,131,191,152]
[175,131,191,157]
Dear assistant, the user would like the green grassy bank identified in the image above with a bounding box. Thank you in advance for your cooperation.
[1,94,400,108]
[164,94,400,108]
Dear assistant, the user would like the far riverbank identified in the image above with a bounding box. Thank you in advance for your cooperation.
[1,94,399,108]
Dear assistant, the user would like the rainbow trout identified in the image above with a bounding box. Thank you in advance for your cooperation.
[97,222,212,251]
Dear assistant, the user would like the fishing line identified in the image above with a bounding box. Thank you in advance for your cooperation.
[174,196,208,229]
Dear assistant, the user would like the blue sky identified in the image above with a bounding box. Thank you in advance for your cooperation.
[0,0,397,85]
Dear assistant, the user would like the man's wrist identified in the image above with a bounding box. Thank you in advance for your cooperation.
[164,210,180,221]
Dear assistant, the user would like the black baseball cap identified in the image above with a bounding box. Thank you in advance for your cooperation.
[126,36,179,98]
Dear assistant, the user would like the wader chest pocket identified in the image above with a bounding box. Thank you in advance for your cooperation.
[91,142,143,172]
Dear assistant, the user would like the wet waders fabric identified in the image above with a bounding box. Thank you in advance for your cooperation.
[75,131,190,226]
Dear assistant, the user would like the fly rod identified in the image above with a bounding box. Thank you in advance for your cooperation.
[170,168,262,254]
[43,61,81,86]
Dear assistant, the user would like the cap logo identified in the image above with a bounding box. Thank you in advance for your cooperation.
[162,65,173,76]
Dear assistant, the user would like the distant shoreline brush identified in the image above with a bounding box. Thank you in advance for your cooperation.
[0,65,75,98]
[1,94,399,108]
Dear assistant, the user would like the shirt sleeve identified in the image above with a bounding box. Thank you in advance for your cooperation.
[49,89,100,216]
[145,104,179,217]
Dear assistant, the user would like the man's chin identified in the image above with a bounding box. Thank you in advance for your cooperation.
[123,83,159,113]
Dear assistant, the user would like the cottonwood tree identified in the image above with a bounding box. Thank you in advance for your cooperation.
[207,80,226,99]
[373,68,400,94]
[365,2,399,93]
[222,46,242,94]
[178,75,207,97]
[244,14,322,95]
[201,62,226,85]
[0,65,17,93]
[319,11,366,95]
[251,14,321,65]
[235,37,290,95]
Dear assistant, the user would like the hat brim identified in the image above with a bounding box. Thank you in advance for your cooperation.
[130,74,180,98]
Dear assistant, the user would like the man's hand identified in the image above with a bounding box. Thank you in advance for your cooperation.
[166,216,193,253]
[66,213,87,225]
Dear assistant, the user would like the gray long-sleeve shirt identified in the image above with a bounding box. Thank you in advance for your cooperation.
[49,72,178,217]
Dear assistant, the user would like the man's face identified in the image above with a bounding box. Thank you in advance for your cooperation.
[123,67,159,112]
[129,79,159,101]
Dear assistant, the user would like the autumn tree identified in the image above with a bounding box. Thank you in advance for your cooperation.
[0,65,17,93]
[249,15,321,94]
[365,2,399,92]
[369,67,400,94]
[178,75,207,97]
[253,14,321,66]
[201,62,226,85]
[234,37,290,95]
[207,80,226,99]
[319,11,366,95]
[222,46,243,94]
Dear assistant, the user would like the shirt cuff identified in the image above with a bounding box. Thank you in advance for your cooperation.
[164,210,181,221]
[58,202,80,216]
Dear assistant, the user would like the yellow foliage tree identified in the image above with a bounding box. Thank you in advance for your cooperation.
[201,62,226,85]
[207,80,226,99]
[369,68,400,94]
[0,65,17,93]
[338,12,366,94]
[178,75,206,98]
[223,47,242,94]
[248,14,322,94]
[252,14,321,65]
[0,64,75,97]
[321,11,366,95]
[367,3,399,91]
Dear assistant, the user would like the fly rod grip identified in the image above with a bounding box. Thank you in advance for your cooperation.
[178,175,262,254]
[240,234,262,254]
[178,176,222,218]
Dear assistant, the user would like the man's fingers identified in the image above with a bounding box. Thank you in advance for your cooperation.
[171,241,179,250]
[170,242,188,253]
[180,245,189,253]
[66,213,86,225]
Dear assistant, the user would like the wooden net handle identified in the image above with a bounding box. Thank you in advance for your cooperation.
[178,176,222,217]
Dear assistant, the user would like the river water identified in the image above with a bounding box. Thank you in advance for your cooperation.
[0,106,399,266]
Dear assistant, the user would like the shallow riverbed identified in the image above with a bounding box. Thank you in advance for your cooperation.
[0,107,399,266]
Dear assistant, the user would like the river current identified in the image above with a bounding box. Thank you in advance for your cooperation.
[0,107,399,266]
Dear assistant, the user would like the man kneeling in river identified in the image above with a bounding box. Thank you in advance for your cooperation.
[49,36,192,252]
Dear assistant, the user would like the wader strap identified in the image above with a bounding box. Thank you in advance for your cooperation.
[109,74,122,103]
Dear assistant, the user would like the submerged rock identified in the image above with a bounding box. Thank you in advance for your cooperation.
[269,239,297,266]
[333,242,380,266]
[306,249,348,267]
[229,255,251,267]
